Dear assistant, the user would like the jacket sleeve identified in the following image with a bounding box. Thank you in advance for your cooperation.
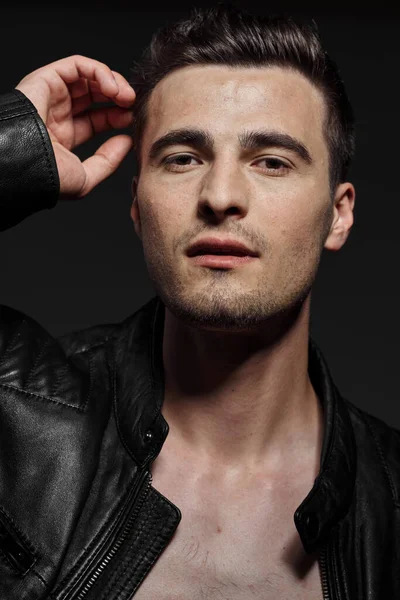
[0,89,60,231]
[0,94,93,599]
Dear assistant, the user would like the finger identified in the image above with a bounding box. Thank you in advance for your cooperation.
[52,55,119,99]
[110,70,136,107]
[71,82,113,117]
[57,57,135,106]
[70,79,115,116]
[71,94,92,117]
[77,134,134,197]
[68,77,89,99]
[72,106,134,147]
[64,66,134,115]
[88,80,113,103]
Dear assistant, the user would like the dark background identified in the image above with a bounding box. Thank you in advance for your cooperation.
[1,1,399,427]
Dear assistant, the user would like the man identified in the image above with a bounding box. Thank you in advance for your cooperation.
[0,3,399,599]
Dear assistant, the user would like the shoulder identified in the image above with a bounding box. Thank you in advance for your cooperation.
[0,304,118,410]
[57,321,117,357]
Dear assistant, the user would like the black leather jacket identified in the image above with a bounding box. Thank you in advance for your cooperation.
[0,89,399,600]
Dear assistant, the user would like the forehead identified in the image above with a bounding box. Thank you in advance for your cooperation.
[144,64,327,155]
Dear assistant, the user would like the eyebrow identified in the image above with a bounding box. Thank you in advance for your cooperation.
[148,127,313,164]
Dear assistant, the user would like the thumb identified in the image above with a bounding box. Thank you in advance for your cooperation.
[77,134,134,197]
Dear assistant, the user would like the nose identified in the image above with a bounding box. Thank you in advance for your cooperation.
[197,158,249,224]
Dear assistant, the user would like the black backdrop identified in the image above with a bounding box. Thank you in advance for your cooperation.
[1,1,399,428]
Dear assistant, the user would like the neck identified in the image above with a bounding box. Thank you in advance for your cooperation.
[161,295,324,476]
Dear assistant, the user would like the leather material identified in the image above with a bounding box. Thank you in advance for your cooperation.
[0,90,400,599]
[0,90,59,231]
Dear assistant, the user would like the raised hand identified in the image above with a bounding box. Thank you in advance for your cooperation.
[16,55,136,199]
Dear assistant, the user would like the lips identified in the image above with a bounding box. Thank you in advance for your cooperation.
[187,238,258,257]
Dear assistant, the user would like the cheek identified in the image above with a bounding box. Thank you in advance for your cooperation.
[137,192,180,257]
[138,178,190,241]
[271,200,330,260]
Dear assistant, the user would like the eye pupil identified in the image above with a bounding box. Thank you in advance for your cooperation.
[267,159,281,168]
[164,154,195,169]
[176,155,190,164]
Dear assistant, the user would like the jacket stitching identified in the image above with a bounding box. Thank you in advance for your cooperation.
[0,97,29,109]
[1,98,27,108]
[32,112,58,193]
[0,109,34,121]
[0,339,99,412]
[48,475,137,599]
[0,92,34,113]
[363,414,400,509]
[0,381,85,412]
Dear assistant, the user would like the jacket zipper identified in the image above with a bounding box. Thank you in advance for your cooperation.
[71,470,152,600]
[70,473,333,600]
[318,542,331,600]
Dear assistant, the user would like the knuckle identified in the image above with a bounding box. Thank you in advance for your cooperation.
[71,54,106,67]
[68,55,111,76]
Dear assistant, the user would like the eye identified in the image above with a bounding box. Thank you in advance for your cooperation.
[162,154,200,171]
[254,157,290,175]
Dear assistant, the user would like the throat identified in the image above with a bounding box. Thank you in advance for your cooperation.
[160,383,323,479]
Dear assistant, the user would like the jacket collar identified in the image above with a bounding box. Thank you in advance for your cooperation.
[107,296,356,554]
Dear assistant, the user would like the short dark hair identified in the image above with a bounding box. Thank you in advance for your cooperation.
[129,2,355,195]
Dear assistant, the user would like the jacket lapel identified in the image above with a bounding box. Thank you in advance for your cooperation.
[107,296,357,553]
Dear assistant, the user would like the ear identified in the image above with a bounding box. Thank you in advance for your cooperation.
[130,176,142,241]
[324,182,356,252]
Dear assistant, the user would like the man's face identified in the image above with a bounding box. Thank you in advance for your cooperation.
[131,65,353,332]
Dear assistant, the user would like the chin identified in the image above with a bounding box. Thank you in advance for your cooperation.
[157,285,308,335]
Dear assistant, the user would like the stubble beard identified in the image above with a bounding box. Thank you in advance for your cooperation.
[137,186,332,335]
[144,250,319,334]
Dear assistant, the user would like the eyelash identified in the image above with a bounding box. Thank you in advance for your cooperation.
[162,154,290,174]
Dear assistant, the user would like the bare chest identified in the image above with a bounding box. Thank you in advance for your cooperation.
[132,458,324,599]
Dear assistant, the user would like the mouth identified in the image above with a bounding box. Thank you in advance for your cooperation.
[188,253,257,268]
[186,237,259,269]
